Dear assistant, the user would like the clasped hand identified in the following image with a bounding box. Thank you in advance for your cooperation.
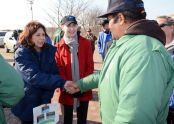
[64,81,80,94]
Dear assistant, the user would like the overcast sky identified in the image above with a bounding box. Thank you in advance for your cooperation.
[0,0,173,30]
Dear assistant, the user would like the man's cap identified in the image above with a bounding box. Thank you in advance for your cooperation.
[98,0,144,18]
[61,16,77,25]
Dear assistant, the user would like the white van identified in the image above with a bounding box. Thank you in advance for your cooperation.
[4,31,17,53]
[0,31,7,47]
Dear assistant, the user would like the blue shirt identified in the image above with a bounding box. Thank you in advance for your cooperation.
[170,55,174,108]
[170,90,174,108]
[97,31,112,59]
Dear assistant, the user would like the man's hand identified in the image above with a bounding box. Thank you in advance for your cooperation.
[64,81,80,94]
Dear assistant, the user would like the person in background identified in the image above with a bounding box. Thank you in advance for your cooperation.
[13,30,23,66]
[97,20,112,60]
[104,40,113,56]
[85,28,97,54]
[53,28,64,45]
[170,15,174,31]
[0,54,24,124]
[170,14,174,20]
[77,26,81,37]
[156,16,174,55]
[11,21,67,124]
[12,30,18,41]
[55,15,94,124]
[156,16,174,124]
[14,30,23,51]
[157,16,174,47]
[64,0,174,123]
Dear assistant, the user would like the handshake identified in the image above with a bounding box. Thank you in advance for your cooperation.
[64,81,80,94]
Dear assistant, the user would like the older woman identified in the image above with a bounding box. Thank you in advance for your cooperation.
[11,21,66,124]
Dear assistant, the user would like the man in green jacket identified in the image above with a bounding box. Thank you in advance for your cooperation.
[65,0,174,123]
[53,28,64,45]
[0,54,24,124]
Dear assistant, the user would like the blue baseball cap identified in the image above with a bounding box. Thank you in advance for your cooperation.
[61,16,77,25]
[98,0,144,18]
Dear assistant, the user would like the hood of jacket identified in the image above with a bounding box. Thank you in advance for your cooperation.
[125,19,166,45]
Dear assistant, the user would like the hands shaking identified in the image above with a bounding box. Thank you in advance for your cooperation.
[64,81,80,94]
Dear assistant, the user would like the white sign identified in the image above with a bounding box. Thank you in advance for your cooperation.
[33,103,59,124]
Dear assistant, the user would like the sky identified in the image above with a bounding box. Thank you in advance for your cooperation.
[0,0,173,30]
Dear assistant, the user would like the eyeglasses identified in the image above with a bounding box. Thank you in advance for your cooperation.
[158,23,170,28]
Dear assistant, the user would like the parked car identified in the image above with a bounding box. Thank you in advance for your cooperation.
[4,31,17,53]
[0,31,7,47]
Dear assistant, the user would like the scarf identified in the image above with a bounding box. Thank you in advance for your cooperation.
[64,34,79,111]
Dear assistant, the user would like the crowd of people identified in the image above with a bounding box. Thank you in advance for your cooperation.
[0,0,174,124]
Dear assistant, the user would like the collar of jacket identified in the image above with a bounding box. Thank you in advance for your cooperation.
[31,47,42,56]
[125,19,166,45]
[113,35,135,47]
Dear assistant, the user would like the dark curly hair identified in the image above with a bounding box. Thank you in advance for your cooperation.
[18,21,48,49]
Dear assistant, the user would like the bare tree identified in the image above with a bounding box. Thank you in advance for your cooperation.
[43,0,105,37]
[46,0,90,27]
[79,7,103,35]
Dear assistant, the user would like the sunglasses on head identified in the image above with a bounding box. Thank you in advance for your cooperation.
[158,23,170,28]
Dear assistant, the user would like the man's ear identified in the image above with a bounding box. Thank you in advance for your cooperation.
[117,13,125,25]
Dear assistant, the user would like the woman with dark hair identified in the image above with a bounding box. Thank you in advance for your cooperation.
[11,21,66,124]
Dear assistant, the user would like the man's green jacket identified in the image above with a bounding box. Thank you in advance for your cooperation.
[78,20,174,124]
[0,54,24,124]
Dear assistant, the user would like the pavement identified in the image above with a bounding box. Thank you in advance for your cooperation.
[1,45,103,124]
